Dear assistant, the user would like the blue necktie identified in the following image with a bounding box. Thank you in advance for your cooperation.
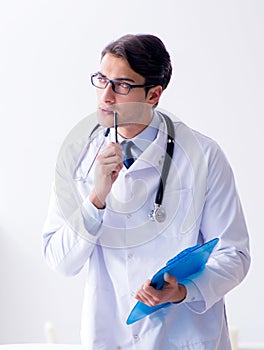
[123,141,135,168]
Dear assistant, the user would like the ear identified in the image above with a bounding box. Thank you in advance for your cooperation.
[146,85,163,106]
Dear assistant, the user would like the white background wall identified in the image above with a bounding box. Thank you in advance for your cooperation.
[0,0,263,345]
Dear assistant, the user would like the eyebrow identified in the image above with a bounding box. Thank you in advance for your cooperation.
[97,71,135,83]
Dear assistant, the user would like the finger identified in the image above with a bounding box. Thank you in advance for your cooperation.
[96,152,123,172]
[101,163,123,177]
[135,290,150,304]
[135,281,155,302]
[100,155,123,167]
[99,143,122,159]
[106,142,123,156]
[97,150,122,164]
[112,164,124,181]
[135,289,160,307]
[112,162,124,174]
[141,280,159,296]
[142,283,164,305]
[144,279,152,288]
[164,272,177,286]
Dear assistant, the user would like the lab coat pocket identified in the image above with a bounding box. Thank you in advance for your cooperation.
[165,303,220,347]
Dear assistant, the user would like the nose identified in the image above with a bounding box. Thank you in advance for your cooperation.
[99,82,116,104]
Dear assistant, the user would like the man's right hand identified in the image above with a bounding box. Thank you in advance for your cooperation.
[89,142,123,209]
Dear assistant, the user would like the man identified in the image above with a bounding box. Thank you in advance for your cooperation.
[43,34,250,349]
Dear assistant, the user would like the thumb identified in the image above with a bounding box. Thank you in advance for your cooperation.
[164,272,177,285]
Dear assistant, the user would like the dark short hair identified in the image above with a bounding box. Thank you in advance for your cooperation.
[101,34,172,92]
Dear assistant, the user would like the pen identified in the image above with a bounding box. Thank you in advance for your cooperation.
[114,111,118,143]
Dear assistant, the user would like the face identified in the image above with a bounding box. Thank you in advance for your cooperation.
[95,53,162,138]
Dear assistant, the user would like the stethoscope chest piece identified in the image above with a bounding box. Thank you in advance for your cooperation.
[149,205,166,223]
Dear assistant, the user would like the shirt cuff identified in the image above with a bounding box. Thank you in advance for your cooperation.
[181,279,207,314]
[81,198,105,235]
[182,279,204,303]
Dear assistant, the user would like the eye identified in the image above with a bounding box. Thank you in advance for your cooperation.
[97,76,107,83]
[115,81,130,89]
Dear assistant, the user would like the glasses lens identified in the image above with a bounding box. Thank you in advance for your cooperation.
[92,74,108,89]
[113,81,130,95]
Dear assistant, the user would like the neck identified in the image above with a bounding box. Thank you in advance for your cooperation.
[117,109,154,139]
[117,123,148,139]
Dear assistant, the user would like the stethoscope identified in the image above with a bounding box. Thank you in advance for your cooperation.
[73,112,175,223]
[149,113,175,222]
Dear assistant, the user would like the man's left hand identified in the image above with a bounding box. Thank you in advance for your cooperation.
[135,273,187,306]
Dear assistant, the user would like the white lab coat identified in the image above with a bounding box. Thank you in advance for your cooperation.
[43,110,250,350]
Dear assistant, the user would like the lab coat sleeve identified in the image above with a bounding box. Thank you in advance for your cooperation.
[185,141,250,313]
[42,188,103,276]
[42,141,104,276]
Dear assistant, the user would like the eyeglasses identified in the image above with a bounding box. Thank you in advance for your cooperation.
[91,73,154,95]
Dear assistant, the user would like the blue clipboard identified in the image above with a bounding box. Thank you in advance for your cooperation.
[126,238,219,325]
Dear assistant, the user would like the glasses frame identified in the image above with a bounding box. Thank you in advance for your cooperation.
[90,73,155,95]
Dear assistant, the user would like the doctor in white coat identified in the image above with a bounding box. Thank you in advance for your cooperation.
[43,34,250,349]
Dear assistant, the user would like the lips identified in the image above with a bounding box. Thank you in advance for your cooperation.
[99,107,114,115]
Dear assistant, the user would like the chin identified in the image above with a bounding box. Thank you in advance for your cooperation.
[96,110,115,128]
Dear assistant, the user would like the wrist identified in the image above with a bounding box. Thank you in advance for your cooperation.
[89,190,106,209]
[172,284,187,304]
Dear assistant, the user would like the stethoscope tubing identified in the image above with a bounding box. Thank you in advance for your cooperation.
[154,114,175,206]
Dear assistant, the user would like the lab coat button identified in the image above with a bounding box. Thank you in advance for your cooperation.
[128,253,133,259]
[127,214,132,219]
[130,291,135,297]
[133,334,139,342]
